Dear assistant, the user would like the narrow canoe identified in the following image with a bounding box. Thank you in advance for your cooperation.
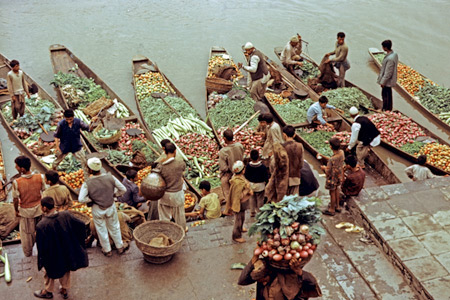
[273,47,450,176]
[132,55,218,198]
[0,52,91,198]
[368,48,450,135]
[49,45,156,179]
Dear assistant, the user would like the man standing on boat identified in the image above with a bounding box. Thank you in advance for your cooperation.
[347,107,381,167]
[52,109,95,178]
[280,35,303,72]
[325,32,350,88]
[377,40,398,111]
[238,42,270,101]
[7,60,30,122]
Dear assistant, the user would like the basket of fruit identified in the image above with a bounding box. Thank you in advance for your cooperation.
[184,191,197,213]
[248,195,324,270]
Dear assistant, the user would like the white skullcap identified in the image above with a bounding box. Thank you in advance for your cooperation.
[290,36,299,43]
[243,42,254,50]
[87,157,102,171]
[232,160,245,174]
[349,106,359,115]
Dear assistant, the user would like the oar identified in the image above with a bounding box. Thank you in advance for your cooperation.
[233,111,260,135]
[126,128,161,156]
[25,106,55,142]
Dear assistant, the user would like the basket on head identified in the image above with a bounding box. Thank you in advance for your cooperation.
[184,190,198,213]
[133,220,185,259]
[93,124,121,144]
[205,77,233,94]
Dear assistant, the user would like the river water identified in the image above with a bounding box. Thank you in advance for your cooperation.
[1,0,450,183]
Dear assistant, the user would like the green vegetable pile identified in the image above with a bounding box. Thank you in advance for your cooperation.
[322,88,373,116]
[165,96,198,117]
[373,53,385,64]
[416,83,450,115]
[400,141,425,156]
[131,140,159,162]
[57,153,81,173]
[94,128,118,139]
[208,97,258,129]
[106,149,131,165]
[248,195,324,242]
[297,129,335,157]
[50,72,109,108]
[298,60,320,84]
[140,97,178,129]
[274,99,313,124]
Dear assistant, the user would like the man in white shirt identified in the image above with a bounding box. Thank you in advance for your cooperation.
[7,60,30,121]
[346,107,380,167]
[280,35,303,72]
[405,155,435,181]
[238,42,271,101]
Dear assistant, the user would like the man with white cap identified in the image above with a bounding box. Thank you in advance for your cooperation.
[280,34,303,72]
[78,157,127,257]
[238,42,270,101]
[347,107,381,167]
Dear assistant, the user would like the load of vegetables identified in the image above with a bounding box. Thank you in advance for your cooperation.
[207,55,242,80]
[118,123,150,156]
[207,92,226,109]
[400,141,426,155]
[218,126,263,156]
[322,88,373,115]
[70,203,92,218]
[298,60,320,84]
[274,99,313,125]
[57,154,81,174]
[265,92,290,105]
[140,97,179,129]
[93,128,119,140]
[134,71,170,99]
[165,96,198,116]
[136,166,152,186]
[184,193,196,209]
[369,111,426,147]
[152,114,214,142]
[59,169,85,190]
[419,143,450,172]
[415,83,450,115]
[106,149,131,165]
[249,195,324,266]
[297,129,336,157]
[208,97,258,129]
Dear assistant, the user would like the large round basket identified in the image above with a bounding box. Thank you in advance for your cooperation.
[93,125,121,144]
[133,220,185,264]
[69,210,91,226]
[184,190,198,213]
[268,253,313,270]
[205,77,233,94]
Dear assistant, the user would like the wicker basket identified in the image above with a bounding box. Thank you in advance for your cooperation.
[205,77,233,94]
[133,220,185,263]
[184,190,198,213]
[268,253,313,270]
[93,124,121,144]
[69,210,91,226]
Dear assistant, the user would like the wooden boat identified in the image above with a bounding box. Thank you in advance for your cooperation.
[273,47,450,176]
[132,55,219,198]
[49,45,158,179]
[368,48,450,135]
[0,52,94,198]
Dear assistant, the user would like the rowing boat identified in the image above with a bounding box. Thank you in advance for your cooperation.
[273,47,450,177]
[368,48,450,135]
[0,52,92,197]
[49,45,158,179]
[132,55,219,197]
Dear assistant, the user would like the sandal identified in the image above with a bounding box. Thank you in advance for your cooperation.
[335,208,342,213]
[33,290,53,299]
[60,289,68,299]
[322,210,335,216]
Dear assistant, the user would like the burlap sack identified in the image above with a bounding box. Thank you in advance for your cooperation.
[149,233,173,247]
[83,97,114,117]
[0,203,18,238]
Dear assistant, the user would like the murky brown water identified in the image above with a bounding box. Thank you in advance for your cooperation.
[1,0,450,186]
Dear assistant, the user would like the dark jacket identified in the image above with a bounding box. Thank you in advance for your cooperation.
[118,178,146,207]
[249,49,269,81]
[245,161,269,184]
[355,116,380,146]
[299,161,319,196]
[36,211,88,279]
[54,118,90,154]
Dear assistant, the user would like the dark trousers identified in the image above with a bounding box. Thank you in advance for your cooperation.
[232,210,245,240]
[382,86,393,111]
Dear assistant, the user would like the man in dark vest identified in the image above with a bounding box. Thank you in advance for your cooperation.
[238,42,270,101]
[78,157,127,257]
[346,107,381,167]
[34,197,88,299]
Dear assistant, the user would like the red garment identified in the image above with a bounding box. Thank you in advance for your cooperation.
[342,167,365,196]
[16,174,43,208]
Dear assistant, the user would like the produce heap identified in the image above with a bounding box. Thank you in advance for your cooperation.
[207,92,226,110]
[273,99,313,125]
[208,97,259,129]
[265,92,290,105]
[207,55,242,82]
[249,195,324,265]
[373,53,435,96]
[419,143,450,172]
[369,111,426,147]
[322,88,373,116]
[298,60,320,84]
[134,72,170,98]
[415,83,450,124]
[218,126,263,157]
[297,126,350,157]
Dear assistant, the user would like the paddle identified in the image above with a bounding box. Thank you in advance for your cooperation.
[233,111,260,135]
[25,106,55,142]
[125,128,161,155]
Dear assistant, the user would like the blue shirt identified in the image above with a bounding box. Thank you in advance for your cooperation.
[54,118,90,154]
[306,102,335,125]
[117,178,146,207]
